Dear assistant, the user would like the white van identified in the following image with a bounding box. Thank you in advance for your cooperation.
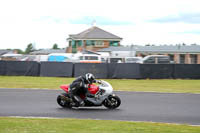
[142,55,170,64]
[125,57,143,63]
[34,55,49,62]
[79,54,102,63]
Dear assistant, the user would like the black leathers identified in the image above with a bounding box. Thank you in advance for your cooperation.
[69,76,91,106]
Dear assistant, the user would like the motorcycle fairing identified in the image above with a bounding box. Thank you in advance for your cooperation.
[60,85,69,92]
[85,94,111,106]
[60,84,99,95]
[88,84,99,94]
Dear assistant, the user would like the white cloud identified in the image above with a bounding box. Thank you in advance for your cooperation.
[0,0,200,50]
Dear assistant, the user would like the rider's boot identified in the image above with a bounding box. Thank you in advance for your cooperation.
[73,95,85,107]
[79,100,85,107]
[68,94,78,107]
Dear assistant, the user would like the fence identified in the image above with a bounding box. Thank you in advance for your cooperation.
[0,61,40,76]
[0,61,200,79]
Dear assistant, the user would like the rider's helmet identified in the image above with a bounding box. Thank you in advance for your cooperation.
[85,73,95,84]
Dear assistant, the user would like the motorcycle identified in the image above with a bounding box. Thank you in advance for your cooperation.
[57,80,121,109]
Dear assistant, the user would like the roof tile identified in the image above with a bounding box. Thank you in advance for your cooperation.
[69,26,122,40]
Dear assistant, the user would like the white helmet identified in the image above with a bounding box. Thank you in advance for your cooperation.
[85,73,95,84]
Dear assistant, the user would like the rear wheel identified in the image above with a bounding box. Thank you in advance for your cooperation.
[57,93,72,108]
[104,95,121,109]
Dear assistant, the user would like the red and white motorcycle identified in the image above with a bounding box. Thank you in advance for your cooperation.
[57,80,121,109]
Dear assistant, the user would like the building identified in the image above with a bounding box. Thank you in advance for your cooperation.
[0,50,17,56]
[30,49,66,55]
[98,45,200,64]
[67,26,122,53]
[0,50,18,61]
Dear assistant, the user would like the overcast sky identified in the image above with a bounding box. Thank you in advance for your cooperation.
[0,0,200,50]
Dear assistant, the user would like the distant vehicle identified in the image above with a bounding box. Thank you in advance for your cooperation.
[20,55,36,61]
[125,57,143,63]
[142,55,170,64]
[79,54,102,63]
[97,52,110,63]
[48,53,72,62]
[101,57,107,63]
[34,55,49,62]
[107,57,124,63]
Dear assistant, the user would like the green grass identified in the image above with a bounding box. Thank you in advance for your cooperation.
[0,117,200,133]
[0,76,200,93]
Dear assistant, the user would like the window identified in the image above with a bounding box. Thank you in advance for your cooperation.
[158,57,170,64]
[95,41,104,47]
[86,40,104,47]
[76,40,83,46]
[109,58,123,63]
[86,40,95,46]
[180,54,185,64]
[143,57,155,64]
[80,56,84,60]
[169,54,174,62]
[85,56,98,60]
[71,40,76,48]
[190,54,197,64]
[80,56,98,60]
[109,41,119,46]
[101,58,106,63]
[126,58,140,62]
[69,41,72,46]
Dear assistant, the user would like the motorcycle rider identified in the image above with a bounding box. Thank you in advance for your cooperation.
[69,73,96,107]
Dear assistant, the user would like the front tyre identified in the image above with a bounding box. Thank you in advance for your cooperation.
[57,93,72,108]
[104,95,121,109]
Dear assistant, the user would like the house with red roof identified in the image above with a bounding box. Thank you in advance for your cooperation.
[66,26,122,53]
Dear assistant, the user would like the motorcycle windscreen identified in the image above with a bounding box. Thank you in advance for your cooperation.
[88,84,99,94]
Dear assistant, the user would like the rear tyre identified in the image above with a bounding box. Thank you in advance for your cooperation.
[103,95,121,109]
[57,93,72,108]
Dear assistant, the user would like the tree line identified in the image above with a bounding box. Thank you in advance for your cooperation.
[8,43,60,54]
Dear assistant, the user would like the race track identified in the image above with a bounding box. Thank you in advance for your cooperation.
[0,88,200,125]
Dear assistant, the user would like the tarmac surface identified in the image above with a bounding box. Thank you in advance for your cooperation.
[0,88,200,125]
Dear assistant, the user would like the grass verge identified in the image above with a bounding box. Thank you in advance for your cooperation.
[0,117,200,133]
[0,76,200,93]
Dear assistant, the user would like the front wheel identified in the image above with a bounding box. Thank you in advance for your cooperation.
[103,95,121,109]
[57,93,72,108]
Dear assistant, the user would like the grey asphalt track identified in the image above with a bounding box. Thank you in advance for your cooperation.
[0,88,200,125]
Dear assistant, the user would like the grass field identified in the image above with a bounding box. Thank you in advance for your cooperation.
[0,76,200,93]
[0,117,200,133]
[1,76,200,132]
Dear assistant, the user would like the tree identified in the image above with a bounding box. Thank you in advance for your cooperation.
[14,49,24,54]
[52,44,59,49]
[145,44,151,46]
[25,43,34,54]
[182,43,186,46]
